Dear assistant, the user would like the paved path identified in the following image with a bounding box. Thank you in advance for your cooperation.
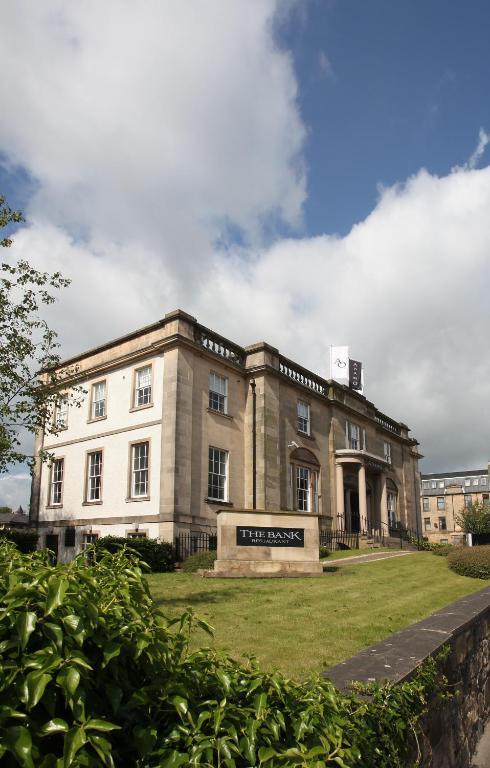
[324,550,416,567]
[472,722,490,767]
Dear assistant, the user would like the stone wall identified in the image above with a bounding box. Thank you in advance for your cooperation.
[324,586,490,768]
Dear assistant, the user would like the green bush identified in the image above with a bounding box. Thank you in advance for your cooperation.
[448,544,490,579]
[432,543,457,557]
[94,535,175,572]
[0,540,447,767]
[0,526,38,553]
[181,550,217,572]
[319,545,330,559]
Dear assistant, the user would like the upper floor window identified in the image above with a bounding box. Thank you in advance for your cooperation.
[383,441,392,464]
[473,478,479,486]
[54,396,68,430]
[438,481,444,488]
[346,422,361,450]
[431,481,437,489]
[134,366,152,408]
[91,381,106,420]
[464,494,472,508]
[464,478,471,486]
[481,477,488,486]
[50,458,64,505]
[437,496,445,511]
[208,447,228,501]
[422,480,430,489]
[131,441,149,497]
[422,497,429,512]
[297,400,310,435]
[86,451,103,502]
[209,372,228,414]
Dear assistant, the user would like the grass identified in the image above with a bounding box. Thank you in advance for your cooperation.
[147,552,489,678]
[325,547,395,561]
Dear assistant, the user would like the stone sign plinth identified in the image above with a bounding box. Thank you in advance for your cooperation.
[207,509,322,578]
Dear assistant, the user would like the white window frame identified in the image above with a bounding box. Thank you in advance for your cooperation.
[383,441,392,464]
[91,381,106,420]
[134,365,152,408]
[473,478,479,486]
[346,421,361,450]
[127,531,148,539]
[82,532,99,549]
[481,477,488,486]
[464,478,471,487]
[297,400,310,435]
[437,496,445,511]
[130,441,150,498]
[50,458,64,506]
[431,481,437,489]
[86,450,103,502]
[209,372,228,414]
[294,464,319,513]
[438,481,444,488]
[387,491,397,526]
[422,480,430,489]
[55,396,68,430]
[208,447,228,502]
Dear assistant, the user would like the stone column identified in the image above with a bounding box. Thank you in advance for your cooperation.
[336,463,344,529]
[358,463,367,531]
[380,472,389,532]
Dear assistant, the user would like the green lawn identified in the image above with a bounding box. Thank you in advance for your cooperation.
[325,547,395,560]
[147,553,488,678]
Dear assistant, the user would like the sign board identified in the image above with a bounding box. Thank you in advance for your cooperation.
[236,526,305,548]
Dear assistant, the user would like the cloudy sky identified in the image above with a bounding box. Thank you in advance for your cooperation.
[1,0,490,508]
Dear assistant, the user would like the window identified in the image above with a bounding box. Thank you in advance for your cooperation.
[440,539,448,545]
[422,480,430,489]
[483,494,489,505]
[464,478,471,486]
[64,527,75,547]
[347,422,361,450]
[424,518,431,531]
[50,459,64,505]
[82,533,99,548]
[473,478,479,486]
[134,365,152,408]
[383,442,392,464]
[209,372,228,414]
[208,447,228,501]
[131,442,149,497]
[437,496,445,511]
[481,477,488,486]
[91,381,106,420]
[297,400,310,435]
[127,531,148,539]
[438,481,444,488]
[295,465,318,513]
[423,497,429,512]
[464,494,472,508]
[86,451,103,502]
[387,491,397,526]
[55,396,68,430]
[438,516,447,531]
[431,481,437,489]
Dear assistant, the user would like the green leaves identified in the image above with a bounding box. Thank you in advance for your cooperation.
[16,611,37,649]
[45,576,69,616]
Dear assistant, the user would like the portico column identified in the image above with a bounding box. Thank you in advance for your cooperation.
[380,472,389,532]
[358,463,368,531]
[336,463,345,530]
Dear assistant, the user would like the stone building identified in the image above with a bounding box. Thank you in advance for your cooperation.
[420,466,490,544]
[30,310,422,560]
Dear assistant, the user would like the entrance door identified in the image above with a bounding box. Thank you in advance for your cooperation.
[45,534,59,564]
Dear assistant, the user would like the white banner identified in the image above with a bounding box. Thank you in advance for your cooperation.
[329,346,349,384]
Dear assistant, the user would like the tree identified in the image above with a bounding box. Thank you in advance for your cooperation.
[0,193,81,473]
[454,501,490,534]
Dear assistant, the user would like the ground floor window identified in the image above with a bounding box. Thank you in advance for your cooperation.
[387,491,397,526]
[424,517,431,531]
[127,531,148,539]
[208,447,228,501]
[294,465,318,513]
[438,516,447,530]
[82,533,99,548]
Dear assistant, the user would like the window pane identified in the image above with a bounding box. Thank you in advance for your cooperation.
[297,401,310,434]
[92,381,106,418]
[88,451,103,501]
[209,373,227,413]
[51,459,64,504]
[296,465,310,511]
[208,447,228,500]
[132,442,149,496]
[135,366,152,406]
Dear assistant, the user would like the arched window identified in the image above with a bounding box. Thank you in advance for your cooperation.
[289,448,320,513]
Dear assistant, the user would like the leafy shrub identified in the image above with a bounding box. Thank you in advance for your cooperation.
[448,544,490,579]
[0,540,447,767]
[455,501,490,534]
[0,526,38,553]
[94,535,175,572]
[319,545,330,559]
[181,550,217,572]
[432,544,456,557]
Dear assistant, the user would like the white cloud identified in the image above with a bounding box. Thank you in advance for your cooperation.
[0,473,31,511]
[468,128,490,170]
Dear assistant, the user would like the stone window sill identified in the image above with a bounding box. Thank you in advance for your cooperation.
[82,500,103,506]
[125,496,151,502]
[207,408,233,420]
[205,498,233,507]
[129,403,154,413]
[87,416,107,425]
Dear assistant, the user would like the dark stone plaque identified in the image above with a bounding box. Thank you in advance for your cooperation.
[236,526,305,548]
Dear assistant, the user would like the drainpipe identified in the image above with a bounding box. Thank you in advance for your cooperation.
[250,379,257,510]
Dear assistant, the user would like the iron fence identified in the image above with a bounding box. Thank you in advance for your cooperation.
[320,530,359,551]
[175,531,217,562]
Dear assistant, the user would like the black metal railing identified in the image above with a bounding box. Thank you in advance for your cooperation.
[175,531,217,562]
[320,530,359,551]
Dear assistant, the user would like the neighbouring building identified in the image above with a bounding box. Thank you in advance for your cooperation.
[30,310,422,561]
[420,466,490,544]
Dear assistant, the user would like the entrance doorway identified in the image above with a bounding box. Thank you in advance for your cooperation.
[45,534,59,564]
